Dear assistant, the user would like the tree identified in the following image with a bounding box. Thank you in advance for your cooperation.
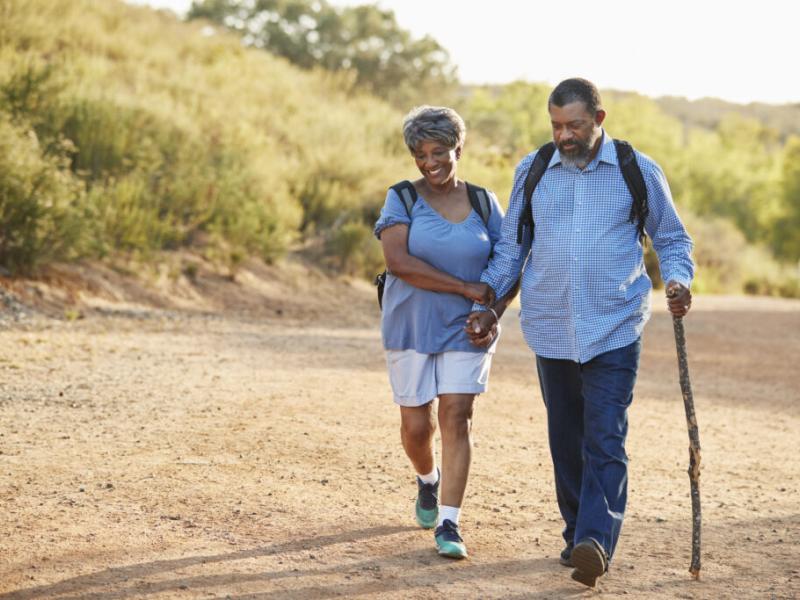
[774,135,800,261]
[458,82,552,158]
[188,0,458,108]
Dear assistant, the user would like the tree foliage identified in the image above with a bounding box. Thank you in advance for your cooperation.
[188,0,458,108]
[0,0,797,295]
[453,83,800,295]
[774,135,800,260]
[656,95,800,141]
[0,0,406,275]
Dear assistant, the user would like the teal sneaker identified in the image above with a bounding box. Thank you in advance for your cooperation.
[434,519,468,559]
[415,469,439,529]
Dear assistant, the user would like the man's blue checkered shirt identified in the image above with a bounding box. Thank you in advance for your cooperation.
[476,131,694,363]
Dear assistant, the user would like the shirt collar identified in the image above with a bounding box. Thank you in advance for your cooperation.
[594,130,617,167]
[550,129,615,171]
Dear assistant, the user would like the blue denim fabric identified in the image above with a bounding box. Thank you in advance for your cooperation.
[535,338,641,561]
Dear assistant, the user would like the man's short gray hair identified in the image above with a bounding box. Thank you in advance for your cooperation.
[402,105,466,153]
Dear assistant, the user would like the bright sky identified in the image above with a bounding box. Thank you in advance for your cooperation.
[129,0,800,105]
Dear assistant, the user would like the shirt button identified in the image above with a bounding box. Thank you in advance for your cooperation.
[573,257,578,261]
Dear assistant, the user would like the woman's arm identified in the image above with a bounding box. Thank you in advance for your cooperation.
[381,224,494,305]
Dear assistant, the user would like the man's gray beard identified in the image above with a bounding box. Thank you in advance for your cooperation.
[559,129,602,170]
[559,150,591,170]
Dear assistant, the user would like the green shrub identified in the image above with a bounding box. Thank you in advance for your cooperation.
[0,0,401,269]
[326,221,384,278]
[0,116,84,274]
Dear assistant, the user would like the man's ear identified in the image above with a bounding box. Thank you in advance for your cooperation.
[595,109,607,126]
[455,145,463,160]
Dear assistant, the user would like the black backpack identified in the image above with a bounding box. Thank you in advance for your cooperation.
[374,180,493,309]
[516,139,649,245]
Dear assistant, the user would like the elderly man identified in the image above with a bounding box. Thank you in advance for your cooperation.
[467,78,694,587]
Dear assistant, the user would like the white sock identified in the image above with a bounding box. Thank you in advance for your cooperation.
[438,505,461,527]
[418,467,439,485]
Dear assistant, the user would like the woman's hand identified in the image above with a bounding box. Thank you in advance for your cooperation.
[471,325,497,347]
[464,310,498,347]
[462,282,496,306]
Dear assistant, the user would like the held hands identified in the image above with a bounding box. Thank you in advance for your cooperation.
[462,282,496,306]
[665,281,692,318]
[464,310,498,347]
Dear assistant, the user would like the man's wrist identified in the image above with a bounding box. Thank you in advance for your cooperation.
[665,277,691,290]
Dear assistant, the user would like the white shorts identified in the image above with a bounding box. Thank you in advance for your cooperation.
[386,341,497,407]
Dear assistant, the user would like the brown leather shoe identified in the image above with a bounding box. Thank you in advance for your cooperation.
[570,538,608,587]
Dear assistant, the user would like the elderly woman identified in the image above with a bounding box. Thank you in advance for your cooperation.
[374,106,518,559]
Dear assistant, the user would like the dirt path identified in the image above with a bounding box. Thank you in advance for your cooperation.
[1,289,799,599]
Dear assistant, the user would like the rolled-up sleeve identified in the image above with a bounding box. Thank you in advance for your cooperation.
[374,189,411,239]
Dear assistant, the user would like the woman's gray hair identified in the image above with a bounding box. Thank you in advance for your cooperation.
[402,105,466,153]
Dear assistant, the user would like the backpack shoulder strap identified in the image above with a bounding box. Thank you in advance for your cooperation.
[517,142,556,244]
[613,139,649,241]
[465,182,492,226]
[389,180,418,218]
[377,181,418,308]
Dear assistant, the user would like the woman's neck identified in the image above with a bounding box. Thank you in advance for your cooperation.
[423,176,459,197]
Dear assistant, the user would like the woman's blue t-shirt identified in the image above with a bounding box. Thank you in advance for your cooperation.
[374,185,504,354]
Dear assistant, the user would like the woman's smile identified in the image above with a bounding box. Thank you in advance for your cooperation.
[414,139,458,190]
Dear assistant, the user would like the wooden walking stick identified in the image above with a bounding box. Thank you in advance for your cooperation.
[667,288,702,579]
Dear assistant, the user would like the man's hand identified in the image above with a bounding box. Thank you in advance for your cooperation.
[462,282,496,306]
[666,281,692,317]
[464,310,498,347]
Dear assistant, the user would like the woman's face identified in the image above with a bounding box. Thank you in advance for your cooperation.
[413,140,460,188]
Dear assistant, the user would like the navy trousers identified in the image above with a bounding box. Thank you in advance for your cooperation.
[535,339,641,561]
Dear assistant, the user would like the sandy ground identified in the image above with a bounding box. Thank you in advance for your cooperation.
[1,264,799,599]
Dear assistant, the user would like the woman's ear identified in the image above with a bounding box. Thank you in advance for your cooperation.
[455,145,463,160]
